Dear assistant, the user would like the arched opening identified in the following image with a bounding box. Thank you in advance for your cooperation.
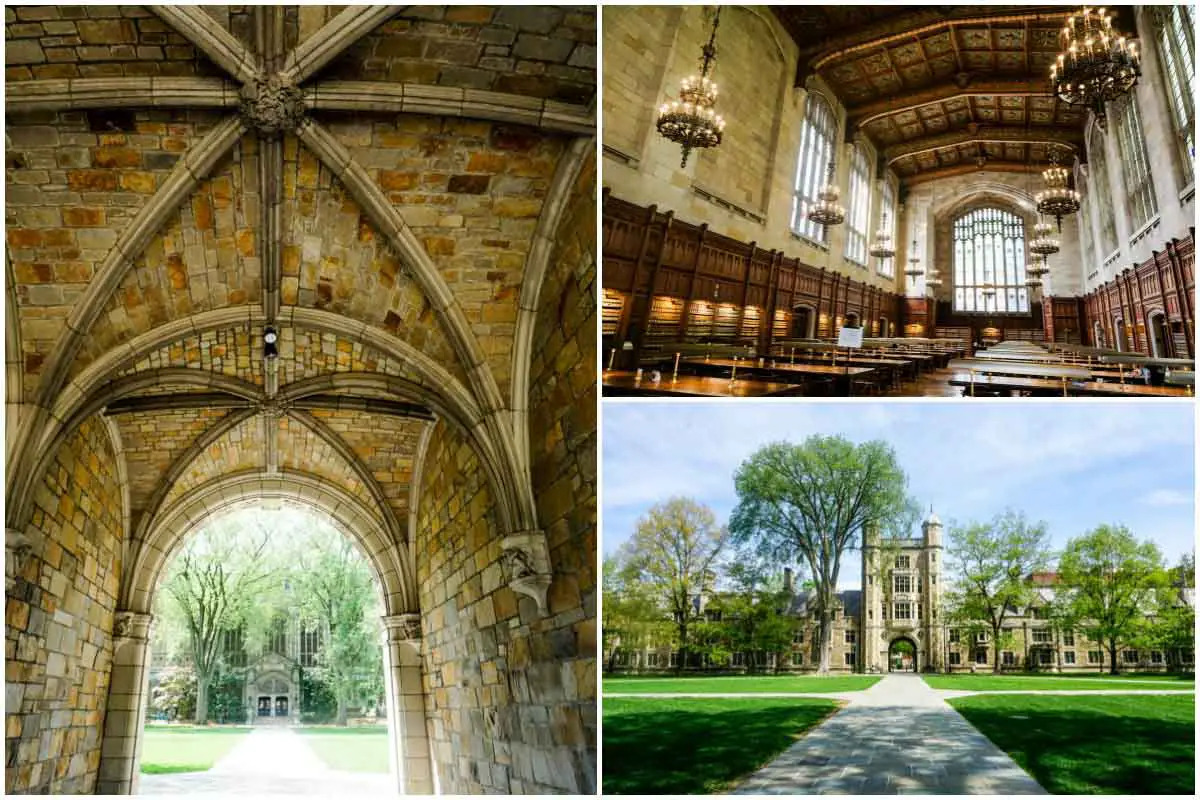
[1093,320,1106,348]
[1147,310,1170,358]
[888,637,917,673]
[844,311,861,329]
[1115,318,1128,352]
[879,316,890,337]
[133,502,405,795]
[791,304,817,339]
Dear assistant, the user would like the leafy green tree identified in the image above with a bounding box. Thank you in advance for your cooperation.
[730,436,912,673]
[714,553,796,673]
[944,509,1051,673]
[602,555,674,673]
[150,665,196,721]
[290,531,382,725]
[615,497,729,673]
[1058,525,1171,674]
[161,517,274,722]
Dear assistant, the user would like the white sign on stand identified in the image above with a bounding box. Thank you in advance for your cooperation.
[837,326,864,349]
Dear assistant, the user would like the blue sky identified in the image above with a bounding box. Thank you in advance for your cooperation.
[603,402,1195,588]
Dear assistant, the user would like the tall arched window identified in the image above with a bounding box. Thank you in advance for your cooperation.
[1114,96,1157,230]
[952,208,1028,314]
[1088,124,1119,256]
[1154,5,1195,177]
[877,178,896,278]
[791,92,836,243]
[844,145,871,264]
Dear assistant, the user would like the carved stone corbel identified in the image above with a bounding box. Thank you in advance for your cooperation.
[6,527,33,593]
[112,610,154,654]
[382,613,423,656]
[501,530,552,615]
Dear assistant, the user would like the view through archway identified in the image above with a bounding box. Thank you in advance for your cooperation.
[137,506,394,795]
[888,638,916,673]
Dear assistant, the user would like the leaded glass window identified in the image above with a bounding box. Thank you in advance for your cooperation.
[952,208,1028,314]
[1114,96,1157,230]
[790,93,837,243]
[1155,5,1195,178]
[844,145,870,264]
[1088,125,1118,255]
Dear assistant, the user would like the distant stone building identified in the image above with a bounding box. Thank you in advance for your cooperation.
[608,511,1195,674]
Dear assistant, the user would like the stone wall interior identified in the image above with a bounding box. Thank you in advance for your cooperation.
[4,5,596,795]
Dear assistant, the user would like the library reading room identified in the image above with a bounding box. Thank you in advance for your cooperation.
[601,5,1195,397]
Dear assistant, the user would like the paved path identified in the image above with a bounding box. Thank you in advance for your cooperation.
[138,728,393,796]
[732,674,1047,795]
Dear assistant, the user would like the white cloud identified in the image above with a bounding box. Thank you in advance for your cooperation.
[1140,488,1195,507]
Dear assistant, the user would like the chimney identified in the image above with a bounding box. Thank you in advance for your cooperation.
[783,567,794,595]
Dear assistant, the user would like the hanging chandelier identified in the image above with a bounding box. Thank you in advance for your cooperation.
[925,269,942,288]
[1025,276,1044,290]
[807,160,846,228]
[1035,148,1081,231]
[656,7,725,168]
[1027,253,1051,279]
[981,282,997,298]
[868,213,896,260]
[1050,6,1140,128]
[1029,218,1061,256]
[903,239,924,279]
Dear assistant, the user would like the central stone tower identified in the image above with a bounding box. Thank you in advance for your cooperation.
[860,511,945,672]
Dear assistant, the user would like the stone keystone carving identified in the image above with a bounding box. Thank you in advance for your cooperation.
[501,531,552,615]
[6,527,33,593]
[240,74,305,136]
[113,610,154,642]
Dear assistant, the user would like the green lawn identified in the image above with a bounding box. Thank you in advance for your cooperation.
[140,725,251,774]
[603,675,881,694]
[923,674,1197,692]
[603,697,841,794]
[295,726,390,773]
[948,694,1195,794]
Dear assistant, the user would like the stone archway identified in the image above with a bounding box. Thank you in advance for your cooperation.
[888,636,918,673]
[792,304,817,339]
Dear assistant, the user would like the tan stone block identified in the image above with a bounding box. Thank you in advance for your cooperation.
[423,236,456,256]
[62,207,105,227]
[380,170,419,191]
[467,152,507,173]
[118,172,156,193]
[92,147,140,169]
[67,169,117,191]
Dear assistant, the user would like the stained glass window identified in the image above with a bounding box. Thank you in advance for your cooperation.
[952,208,1028,314]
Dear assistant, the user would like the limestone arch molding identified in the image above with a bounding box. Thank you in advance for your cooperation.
[126,469,414,616]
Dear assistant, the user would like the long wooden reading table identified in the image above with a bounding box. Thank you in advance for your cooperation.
[681,357,876,395]
[948,372,1192,397]
[602,371,804,397]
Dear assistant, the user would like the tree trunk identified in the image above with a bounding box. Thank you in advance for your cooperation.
[817,609,833,674]
[993,624,1002,673]
[676,621,688,674]
[336,692,349,726]
[195,676,211,724]
[1108,640,1119,675]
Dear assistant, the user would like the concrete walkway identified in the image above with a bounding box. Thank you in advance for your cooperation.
[732,674,1047,795]
[138,728,394,796]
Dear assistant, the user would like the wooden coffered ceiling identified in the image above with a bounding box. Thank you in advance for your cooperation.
[772,5,1137,184]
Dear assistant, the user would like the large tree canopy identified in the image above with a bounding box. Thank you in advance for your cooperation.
[614,497,729,672]
[1056,524,1170,675]
[729,436,913,673]
[944,509,1051,673]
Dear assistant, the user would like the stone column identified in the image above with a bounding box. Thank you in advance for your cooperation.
[97,610,154,794]
[382,613,434,795]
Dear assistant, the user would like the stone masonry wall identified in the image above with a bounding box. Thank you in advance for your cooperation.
[415,417,595,793]
[5,417,124,794]
[524,148,597,789]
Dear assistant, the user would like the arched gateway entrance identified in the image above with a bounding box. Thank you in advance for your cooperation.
[888,637,918,673]
[3,5,597,795]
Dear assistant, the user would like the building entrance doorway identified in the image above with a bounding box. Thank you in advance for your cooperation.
[1148,311,1170,358]
[791,305,815,339]
[257,696,272,717]
[889,637,917,672]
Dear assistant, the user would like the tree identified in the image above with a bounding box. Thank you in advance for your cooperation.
[290,530,381,725]
[729,436,912,673]
[945,509,1051,673]
[715,551,797,673]
[162,518,274,723]
[1057,525,1170,675]
[601,555,673,673]
[616,497,729,673]
[150,665,196,722]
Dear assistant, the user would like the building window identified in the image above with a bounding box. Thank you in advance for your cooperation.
[895,555,910,569]
[1151,650,1164,665]
[1063,651,1076,665]
[1114,96,1158,230]
[974,631,989,644]
[1038,649,1052,665]
[949,651,961,666]
[1088,650,1102,665]
[669,652,679,667]
[893,574,912,594]
[222,627,247,669]
[877,179,896,277]
[845,144,871,264]
[952,207,1028,313]
[1088,124,1119,255]
[299,625,322,668]
[845,630,857,645]
[793,629,805,645]
[732,652,745,667]
[269,616,288,657]
[1063,630,1075,647]
[1123,649,1140,664]
[1032,629,1052,644]
[646,652,660,667]
[974,648,989,665]
[1031,606,1050,620]
[791,92,837,244]
[792,652,803,666]
[615,650,629,666]
[844,650,856,666]
[1002,651,1015,666]
[894,602,912,620]
[949,629,960,644]
[1154,5,1195,178]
